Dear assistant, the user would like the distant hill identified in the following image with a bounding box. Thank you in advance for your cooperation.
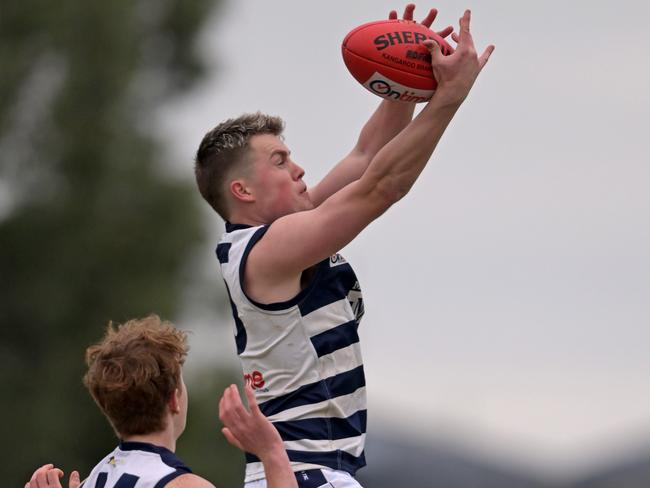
[355,431,650,488]
[356,431,551,488]
[569,450,650,488]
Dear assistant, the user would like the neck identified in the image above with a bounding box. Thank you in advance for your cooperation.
[228,204,283,227]
[227,211,265,227]
[122,429,177,452]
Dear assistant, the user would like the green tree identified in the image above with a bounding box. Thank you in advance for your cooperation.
[0,1,244,485]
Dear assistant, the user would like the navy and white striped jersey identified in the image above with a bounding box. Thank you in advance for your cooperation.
[217,222,367,483]
[80,441,191,488]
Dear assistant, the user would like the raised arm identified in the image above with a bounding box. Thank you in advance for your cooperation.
[247,10,494,303]
[219,384,297,488]
[307,98,415,207]
[308,4,454,207]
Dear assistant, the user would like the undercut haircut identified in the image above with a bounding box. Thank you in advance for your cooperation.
[83,315,189,438]
[194,112,284,220]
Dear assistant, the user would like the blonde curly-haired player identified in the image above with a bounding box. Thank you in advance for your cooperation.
[26,315,297,488]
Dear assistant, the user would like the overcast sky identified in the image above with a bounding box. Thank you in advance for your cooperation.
[159,0,650,480]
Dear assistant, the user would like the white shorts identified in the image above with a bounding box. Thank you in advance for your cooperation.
[245,468,363,488]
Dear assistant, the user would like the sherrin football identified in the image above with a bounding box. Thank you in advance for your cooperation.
[342,19,453,103]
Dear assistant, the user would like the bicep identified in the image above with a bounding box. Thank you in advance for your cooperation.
[249,178,392,280]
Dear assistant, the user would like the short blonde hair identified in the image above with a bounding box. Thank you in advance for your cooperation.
[194,112,284,219]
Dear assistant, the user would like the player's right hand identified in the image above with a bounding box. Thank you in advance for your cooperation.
[25,464,80,488]
[218,383,284,460]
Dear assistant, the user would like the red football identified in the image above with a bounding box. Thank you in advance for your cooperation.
[342,19,452,103]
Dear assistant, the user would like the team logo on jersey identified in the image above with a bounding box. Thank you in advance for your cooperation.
[330,253,347,267]
[107,456,117,467]
[243,370,266,389]
[348,281,364,322]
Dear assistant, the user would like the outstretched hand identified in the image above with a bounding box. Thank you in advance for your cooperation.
[25,464,80,488]
[388,3,454,40]
[423,9,495,103]
[218,383,284,460]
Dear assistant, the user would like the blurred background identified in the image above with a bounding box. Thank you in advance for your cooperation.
[2,1,649,487]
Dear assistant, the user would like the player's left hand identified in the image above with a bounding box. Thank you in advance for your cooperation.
[25,464,80,488]
[389,4,454,40]
[423,9,495,103]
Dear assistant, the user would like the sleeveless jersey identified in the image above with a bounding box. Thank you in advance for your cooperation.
[217,222,367,483]
[80,441,191,488]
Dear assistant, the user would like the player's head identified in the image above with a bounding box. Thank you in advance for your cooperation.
[83,315,189,440]
[195,112,312,223]
[195,112,284,220]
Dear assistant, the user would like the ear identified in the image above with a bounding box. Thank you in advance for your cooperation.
[229,179,255,204]
[168,388,181,415]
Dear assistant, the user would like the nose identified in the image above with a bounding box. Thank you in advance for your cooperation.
[291,161,305,180]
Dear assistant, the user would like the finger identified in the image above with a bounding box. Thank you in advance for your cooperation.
[458,9,473,45]
[69,471,81,488]
[420,8,438,27]
[218,388,228,422]
[236,384,251,412]
[219,386,241,425]
[218,387,228,417]
[35,470,49,488]
[423,39,443,64]
[222,427,244,451]
[46,469,64,487]
[478,44,495,69]
[388,10,397,20]
[228,384,247,413]
[244,382,261,415]
[436,25,453,39]
[31,465,54,483]
[219,386,234,418]
[443,40,455,55]
[451,32,460,44]
[222,385,246,424]
[402,3,415,21]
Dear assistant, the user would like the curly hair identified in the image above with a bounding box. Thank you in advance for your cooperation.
[194,112,284,219]
[83,315,189,437]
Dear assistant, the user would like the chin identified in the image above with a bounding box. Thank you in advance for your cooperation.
[301,193,314,209]
[298,202,314,213]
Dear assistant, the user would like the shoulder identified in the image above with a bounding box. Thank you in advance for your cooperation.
[165,473,216,488]
[219,224,268,267]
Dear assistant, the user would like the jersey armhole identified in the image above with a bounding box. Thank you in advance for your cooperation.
[238,225,325,312]
[155,469,190,488]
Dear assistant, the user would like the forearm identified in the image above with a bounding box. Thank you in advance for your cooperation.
[309,100,415,207]
[362,91,462,202]
[260,449,297,488]
[355,98,416,158]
